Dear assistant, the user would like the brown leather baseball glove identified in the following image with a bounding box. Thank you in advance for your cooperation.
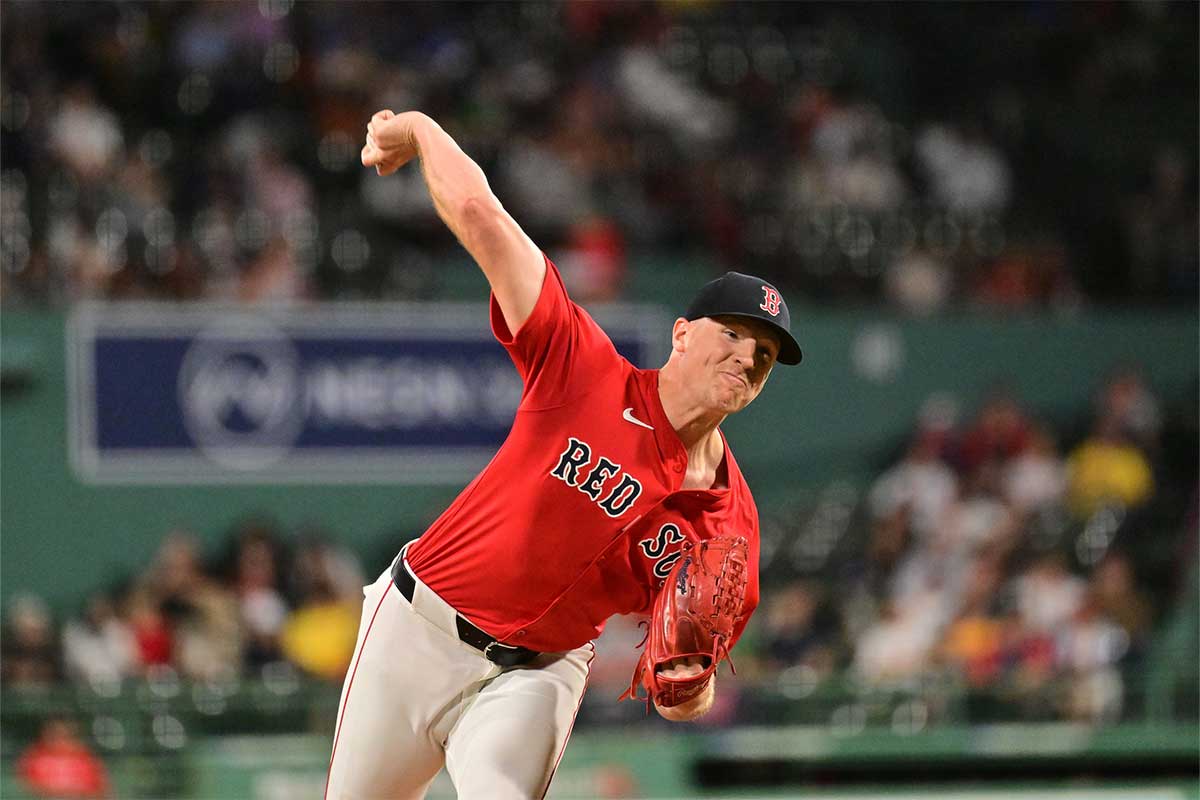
[621,535,750,708]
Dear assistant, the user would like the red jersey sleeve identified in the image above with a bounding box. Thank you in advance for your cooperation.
[490,255,622,409]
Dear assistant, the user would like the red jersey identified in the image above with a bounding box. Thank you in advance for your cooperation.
[406,258,761,653]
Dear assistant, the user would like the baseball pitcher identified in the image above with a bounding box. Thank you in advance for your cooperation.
[323,110,804,800]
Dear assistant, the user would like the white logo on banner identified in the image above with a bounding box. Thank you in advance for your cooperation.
[177,319,304,470]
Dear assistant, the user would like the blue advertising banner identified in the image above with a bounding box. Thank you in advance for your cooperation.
[68,303,668,484]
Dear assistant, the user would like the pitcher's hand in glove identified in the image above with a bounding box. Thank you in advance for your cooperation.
[622,536,750,716]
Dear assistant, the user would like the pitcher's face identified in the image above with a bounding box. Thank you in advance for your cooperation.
[673,315,779,414]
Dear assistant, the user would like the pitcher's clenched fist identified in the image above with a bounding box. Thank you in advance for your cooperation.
[361,109,421,175]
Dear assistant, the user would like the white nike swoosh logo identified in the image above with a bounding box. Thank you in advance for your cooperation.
[622,407,654,430]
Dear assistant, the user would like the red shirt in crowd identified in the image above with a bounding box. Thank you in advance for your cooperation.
[17,732,110,799]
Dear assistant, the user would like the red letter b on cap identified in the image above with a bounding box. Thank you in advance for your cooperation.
[760,286,782,316]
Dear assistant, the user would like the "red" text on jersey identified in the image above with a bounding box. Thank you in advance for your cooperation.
[550,437,643,517]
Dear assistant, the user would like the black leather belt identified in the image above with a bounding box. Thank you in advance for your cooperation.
[391,558,540,668]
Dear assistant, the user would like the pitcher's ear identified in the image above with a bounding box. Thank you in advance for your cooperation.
[671,317,691,354]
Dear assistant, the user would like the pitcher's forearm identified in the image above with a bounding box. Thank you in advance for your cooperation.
[364,109,544,330]
[403,113,496,242]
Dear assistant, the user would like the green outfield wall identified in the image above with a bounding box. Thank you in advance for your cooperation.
[2,301,1196,614]
[3,727,1197,799]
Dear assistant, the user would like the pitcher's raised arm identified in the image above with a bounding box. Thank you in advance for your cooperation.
[362,110,545,332]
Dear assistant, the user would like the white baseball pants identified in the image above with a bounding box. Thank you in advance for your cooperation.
[324,552,594,800]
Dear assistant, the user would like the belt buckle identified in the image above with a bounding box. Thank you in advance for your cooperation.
[483,641,524,666]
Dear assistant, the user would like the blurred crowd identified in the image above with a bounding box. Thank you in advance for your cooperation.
[745,367,1197,726]
[2,1,1196,308]
[2,523,366,694]
[4,369,1194,735]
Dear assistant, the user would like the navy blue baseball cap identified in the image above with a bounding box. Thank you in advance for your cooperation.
[685,272,803,365]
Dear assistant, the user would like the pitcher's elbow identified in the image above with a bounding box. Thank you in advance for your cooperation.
[457,194,503,230]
